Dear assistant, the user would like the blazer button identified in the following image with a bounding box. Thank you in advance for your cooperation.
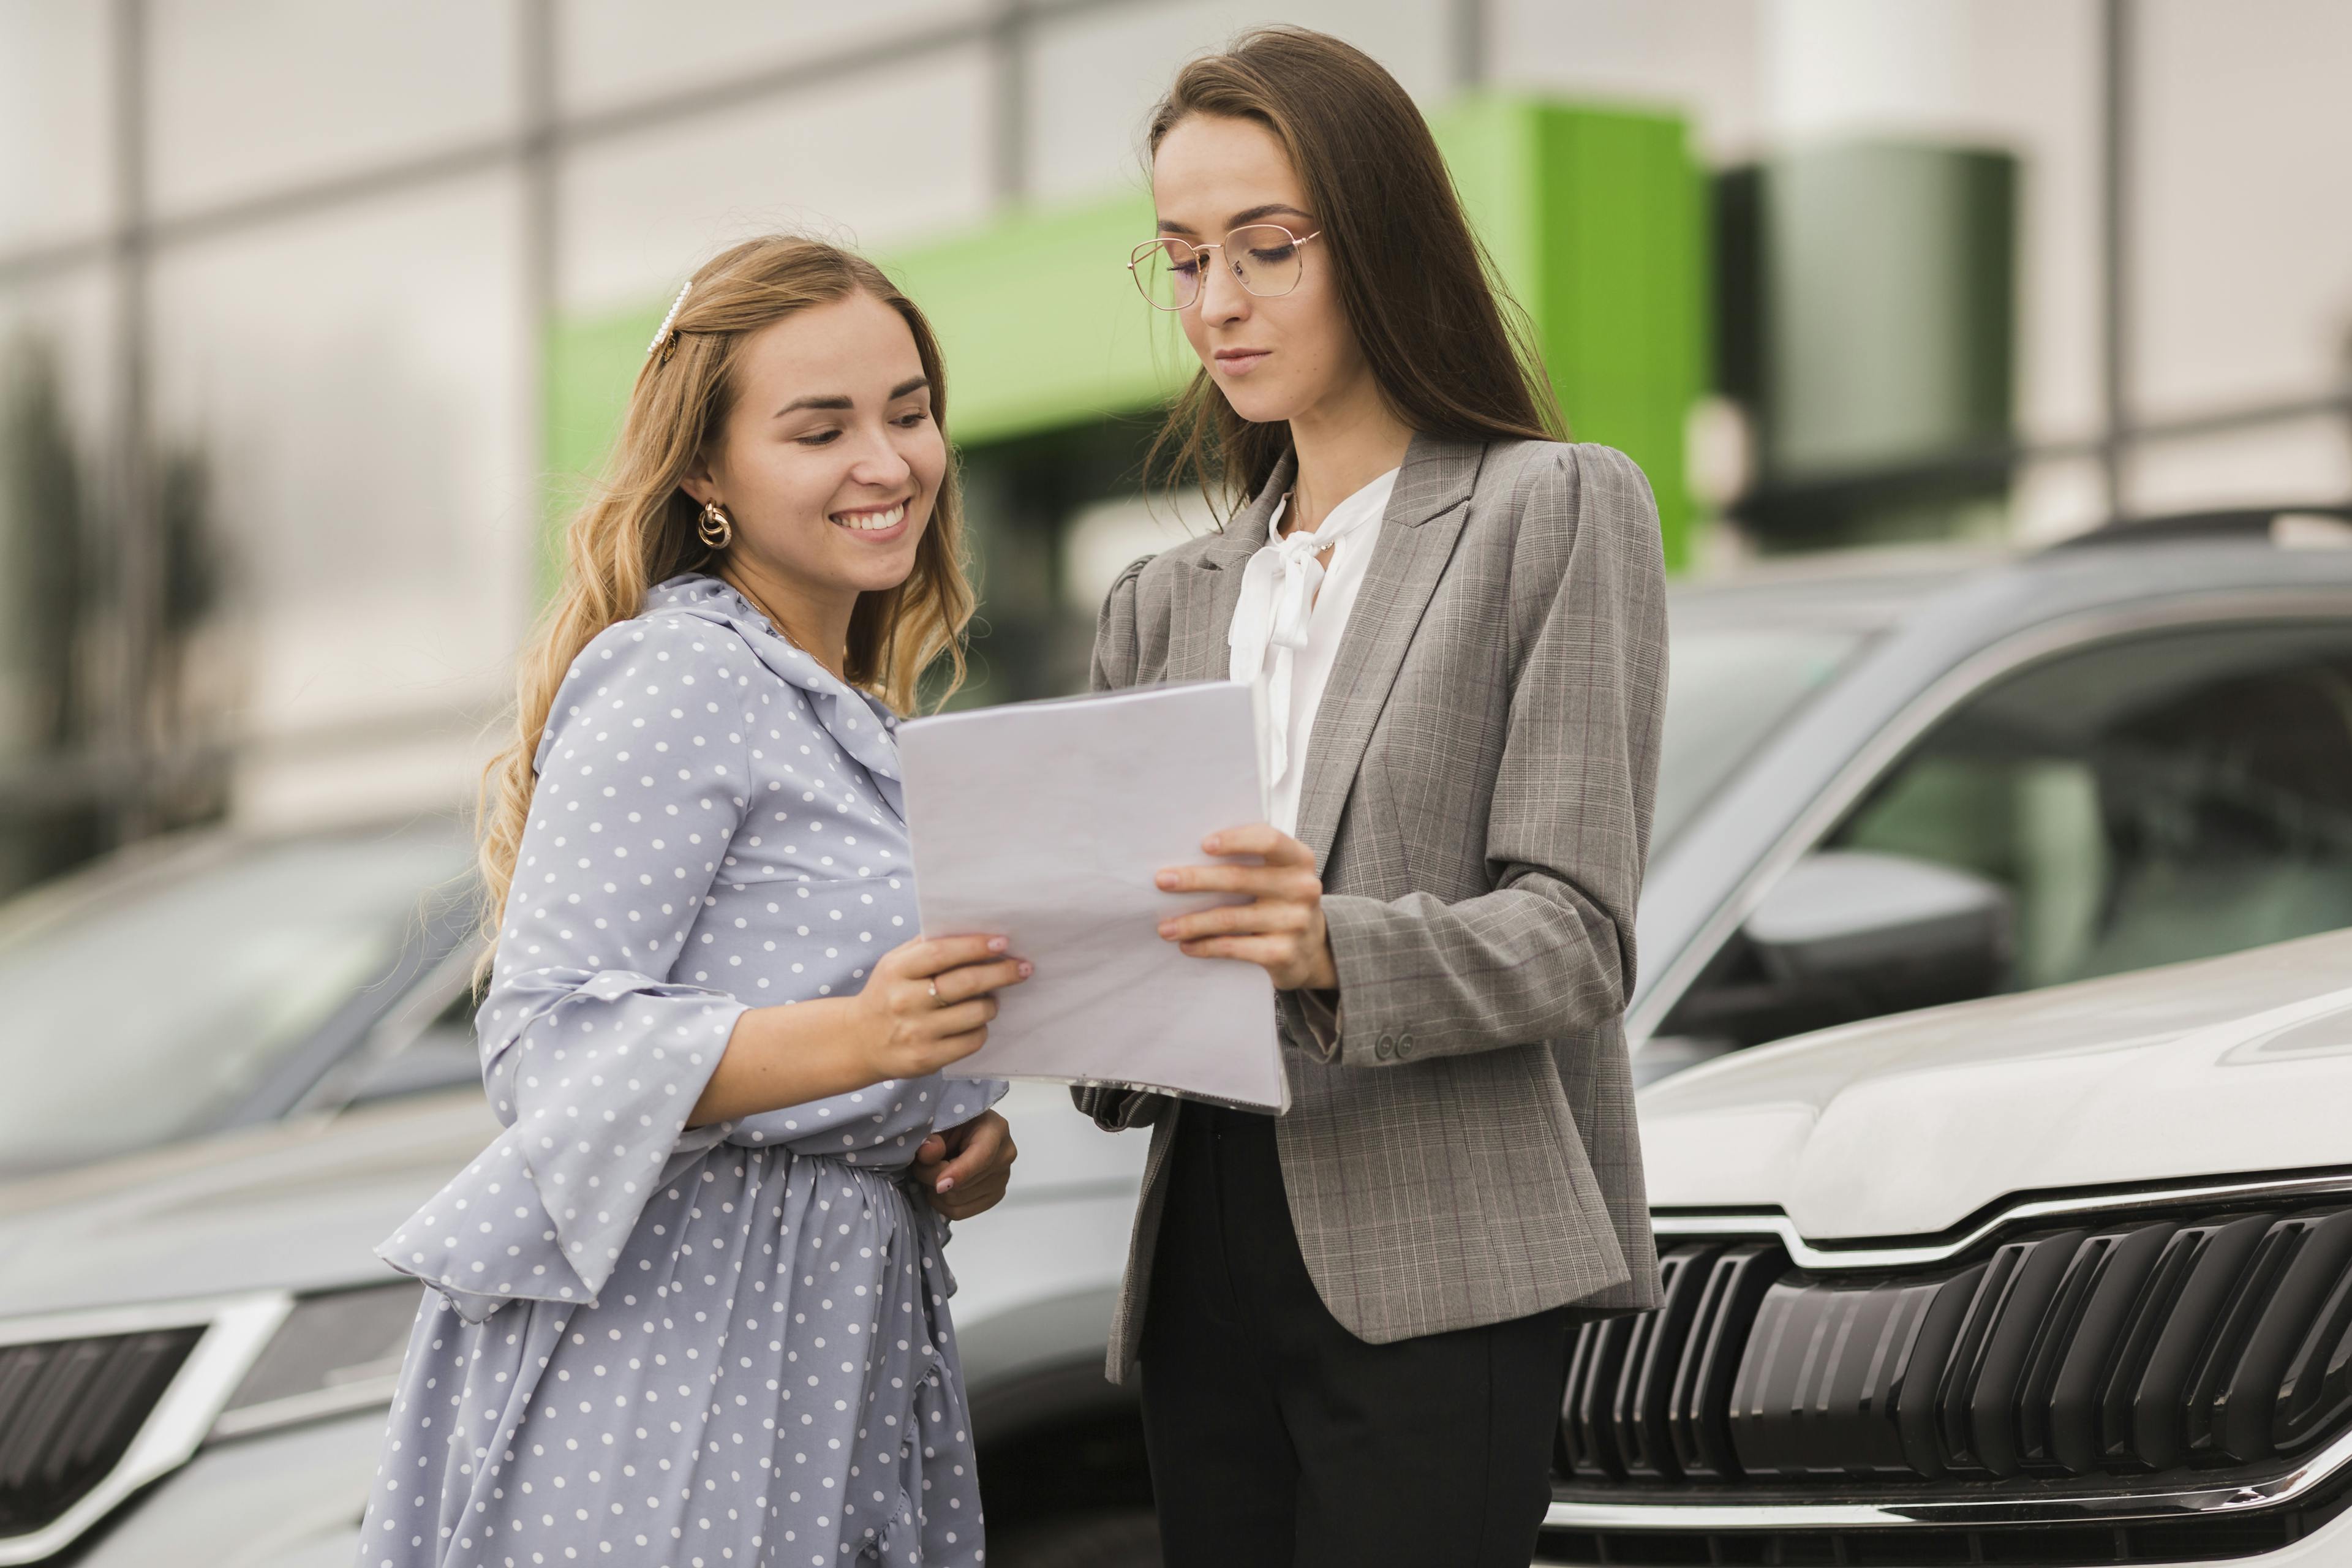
[1374,1034,1394,1061]
[1396,1033,1415,1059]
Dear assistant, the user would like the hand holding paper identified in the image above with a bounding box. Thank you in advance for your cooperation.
[1152,822,1338,992]
[895,680,1288,1111]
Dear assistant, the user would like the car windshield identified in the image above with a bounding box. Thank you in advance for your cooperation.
[1654,617,1870,850]
[0,827,470,1177]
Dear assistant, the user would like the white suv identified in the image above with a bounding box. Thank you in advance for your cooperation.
[1539,925,2352,1567]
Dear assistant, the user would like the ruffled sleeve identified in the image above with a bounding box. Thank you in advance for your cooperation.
[379,613,760,1319]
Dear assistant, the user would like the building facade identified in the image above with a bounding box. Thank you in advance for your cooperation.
[1,0,2348,888]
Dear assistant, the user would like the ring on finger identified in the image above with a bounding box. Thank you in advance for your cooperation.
[927,978,941,1006]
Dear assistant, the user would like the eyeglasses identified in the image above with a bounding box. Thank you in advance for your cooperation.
[1126,224,1323,312]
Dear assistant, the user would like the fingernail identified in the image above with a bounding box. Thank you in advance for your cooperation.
[937,1178,954,1193]
[1155,871,1177,889]
[1204,835,1221,853]
[1017,961,1033,977]
[987,936,1007,952]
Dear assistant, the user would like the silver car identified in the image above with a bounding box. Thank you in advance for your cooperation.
[4,508,2351,1564]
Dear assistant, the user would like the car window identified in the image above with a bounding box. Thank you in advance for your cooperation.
[1656,619,1869,851]
[1830,620,2352,990]
[0,830,469,1177]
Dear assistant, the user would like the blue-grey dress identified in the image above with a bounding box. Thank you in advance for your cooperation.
[360,574,1004,1567]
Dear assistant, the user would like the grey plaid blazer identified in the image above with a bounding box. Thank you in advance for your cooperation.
[1076,433,1668,1384]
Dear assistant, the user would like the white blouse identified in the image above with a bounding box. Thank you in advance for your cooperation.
[1226,466,1401,837]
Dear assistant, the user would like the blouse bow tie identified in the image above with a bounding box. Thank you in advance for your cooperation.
[1227,489,1386,793]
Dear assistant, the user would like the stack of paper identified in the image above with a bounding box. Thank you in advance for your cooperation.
[896,680,1286,1111]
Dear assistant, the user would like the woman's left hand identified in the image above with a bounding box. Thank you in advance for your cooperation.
[1155,824,1338,992]
[913,1110,1017,1221]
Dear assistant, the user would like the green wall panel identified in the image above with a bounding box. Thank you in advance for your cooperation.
[1531,105,1706,570]
[890,195,1193,445]
[543,93,1705,581]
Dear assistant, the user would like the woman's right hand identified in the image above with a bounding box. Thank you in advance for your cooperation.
[853,935,1030,1080]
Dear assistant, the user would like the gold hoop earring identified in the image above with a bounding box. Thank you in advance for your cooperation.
[698,499,734,550]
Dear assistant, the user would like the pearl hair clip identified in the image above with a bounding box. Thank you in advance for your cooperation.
[647,279,693,363]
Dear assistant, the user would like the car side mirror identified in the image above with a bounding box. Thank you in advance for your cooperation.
[1746,849,2014,1008]
[1654,850,2013,1058]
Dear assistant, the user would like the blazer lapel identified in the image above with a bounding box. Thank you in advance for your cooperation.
[1291,434,1485,866]
[1171,454,1292,683]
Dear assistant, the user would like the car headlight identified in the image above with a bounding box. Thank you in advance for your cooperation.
[206,1281,420,1441]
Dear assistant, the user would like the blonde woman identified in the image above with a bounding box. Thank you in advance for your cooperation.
[361,237,1023,1567]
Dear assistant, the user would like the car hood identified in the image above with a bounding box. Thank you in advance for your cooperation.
[0,1093,503,1318]
[1638,927,2352,1242]
[0,1081,1143,1322]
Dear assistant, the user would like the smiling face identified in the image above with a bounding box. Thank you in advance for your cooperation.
[684,290,944,619]
[1149,112,1374,430]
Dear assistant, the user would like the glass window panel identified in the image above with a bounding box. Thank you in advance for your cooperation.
[148,176,531,767]
[1023,0,1452,204]
[557,0,984,113]
[559,47,992,314]
[1493,0,1763,153]
[1966,0,2104,451]
[148,0,519,218]
[2136,0,2352,417]
[0,1,114,251]
[0,269,119,897]
[0,268,115,462]
[0,267,116,775]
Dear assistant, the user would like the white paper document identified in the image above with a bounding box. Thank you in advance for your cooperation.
[897,680,1287,1111]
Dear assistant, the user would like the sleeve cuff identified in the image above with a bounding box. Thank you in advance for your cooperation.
[1280,986,1344,1063]
[1071,1083,1167,1130]
[1292,895,1422,1068]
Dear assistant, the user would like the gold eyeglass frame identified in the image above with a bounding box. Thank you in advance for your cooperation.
[1126,224,1324,312]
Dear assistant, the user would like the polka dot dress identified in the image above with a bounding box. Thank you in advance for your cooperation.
[361,575,1004,1567]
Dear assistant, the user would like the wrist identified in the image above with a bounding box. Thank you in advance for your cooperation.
[1302,910,1340,991]
[786,998,883,1098]
[832,1000,888,1090]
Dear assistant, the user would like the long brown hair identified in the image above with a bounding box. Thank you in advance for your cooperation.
[1145,26,1566,511]
[477,236,974,959]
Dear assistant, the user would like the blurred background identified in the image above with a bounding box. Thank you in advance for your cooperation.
[2,0,2350,899]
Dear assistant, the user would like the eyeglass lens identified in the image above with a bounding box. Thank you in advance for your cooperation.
[1133,225,1308,309]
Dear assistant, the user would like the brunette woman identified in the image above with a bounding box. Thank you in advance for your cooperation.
[1079,29,1668,1567]
[362,236,1019,1567]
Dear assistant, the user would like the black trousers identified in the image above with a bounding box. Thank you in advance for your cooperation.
[1137,1103,1573,1568]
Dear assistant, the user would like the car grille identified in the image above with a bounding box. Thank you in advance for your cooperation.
[0,1327,203,1534]
[1547,1196,2352,1564]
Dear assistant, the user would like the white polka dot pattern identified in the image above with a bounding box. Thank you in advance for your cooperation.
[360,574,1001,1566]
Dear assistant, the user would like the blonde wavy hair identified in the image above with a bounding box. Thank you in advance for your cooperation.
[476,235,975,965]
